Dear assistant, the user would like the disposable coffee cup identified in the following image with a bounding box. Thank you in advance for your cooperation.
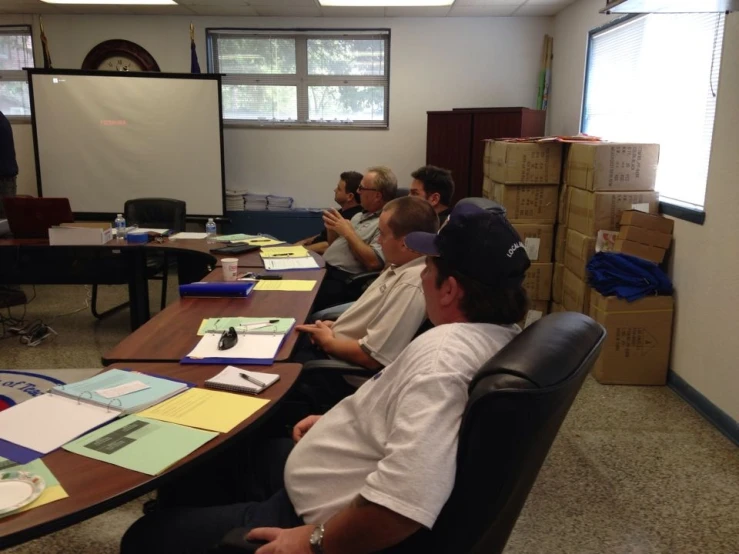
[222,258,239,281]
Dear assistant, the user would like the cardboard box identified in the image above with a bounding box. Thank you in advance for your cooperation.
[550,301,566,314]
[589,291,674,385]
[558,185,570,225]
[562,267,590,314]
[619,225,672,249]
[554,225,567,262]
[523,262,553,301]
[614,239,666,264]
[564,228,597,280]
[60,221,111,230]
[519,300,549,329]
[552,262,565,304]
[49,226,113,245]
[620,210,675,235]
[482,177,494,200]
[489,140,563,185]
[566,188,659,237]
[493,183,559,223]
[512,223,554,262]
[565,142,660,191]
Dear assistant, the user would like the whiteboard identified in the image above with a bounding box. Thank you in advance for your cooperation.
[30,71,225,216]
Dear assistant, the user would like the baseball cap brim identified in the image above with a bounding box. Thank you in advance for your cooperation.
[404,231,440,256]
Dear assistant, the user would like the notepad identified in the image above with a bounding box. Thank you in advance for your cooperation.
[215,233,260,242]
[234,237,285,247]
[254,280,316,292]
[205,366,280,394]
[170,232,209,240]
[197,317,296,336]
[260,246,310,258]
[263,257,320,271]
[183,332,285,365]
[137,389,269,433]
[63,416,217,476]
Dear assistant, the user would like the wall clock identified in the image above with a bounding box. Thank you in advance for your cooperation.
[81,40,160,72]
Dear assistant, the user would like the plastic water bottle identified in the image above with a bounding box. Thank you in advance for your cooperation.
[205,218,217,243]
[114,214,127,241]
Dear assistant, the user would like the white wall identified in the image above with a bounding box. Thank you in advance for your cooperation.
[1,14,551,207]
[550,0,739,422]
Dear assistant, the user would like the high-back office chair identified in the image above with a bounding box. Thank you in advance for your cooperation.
[217,312,606,554]
[91,198,186,318]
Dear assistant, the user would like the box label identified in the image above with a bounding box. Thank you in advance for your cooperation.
[524,237,541,261]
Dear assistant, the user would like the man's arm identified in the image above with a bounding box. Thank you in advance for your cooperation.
[295,235,318,246]
[343,232,383,271]
[321,337,382,370]
[249,496,421,554]
[305,241,329,254]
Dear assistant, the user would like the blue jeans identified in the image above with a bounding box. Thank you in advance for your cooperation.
[120,439,302,554]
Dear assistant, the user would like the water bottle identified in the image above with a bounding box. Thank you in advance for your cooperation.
[205,218,217,243]
[114,214,127,241]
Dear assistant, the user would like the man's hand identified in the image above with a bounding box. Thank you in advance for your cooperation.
[249,525,314,554]
[294,320,334,349]
[323,209,355,239]
[292,415,322,442]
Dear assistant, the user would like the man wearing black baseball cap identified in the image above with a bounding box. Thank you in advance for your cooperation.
[122,203,531,554]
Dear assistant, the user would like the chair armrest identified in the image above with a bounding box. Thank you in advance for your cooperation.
[302,358,381,377]
[344,271,381,288]
[310,302,354,322]
[212,528,266,553]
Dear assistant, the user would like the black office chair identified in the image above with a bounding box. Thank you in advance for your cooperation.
[217,312,606,554]
[456,196,507,216]
[91,198,186,318]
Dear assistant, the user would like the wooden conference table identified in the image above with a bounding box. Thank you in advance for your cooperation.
[0,362,302,550]
[102,267,325,365]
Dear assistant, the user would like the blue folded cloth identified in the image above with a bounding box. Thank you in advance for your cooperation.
[587,252,673,302]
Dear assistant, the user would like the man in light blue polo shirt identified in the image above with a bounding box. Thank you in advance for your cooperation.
[315,166,398,310]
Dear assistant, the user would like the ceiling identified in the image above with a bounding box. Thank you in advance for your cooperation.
[0,0,577,17]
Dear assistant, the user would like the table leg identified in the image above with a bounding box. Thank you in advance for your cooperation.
[126,248,150,331]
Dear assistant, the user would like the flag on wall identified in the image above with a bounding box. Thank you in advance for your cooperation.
[190,23,201,74]
[40,17,53,69]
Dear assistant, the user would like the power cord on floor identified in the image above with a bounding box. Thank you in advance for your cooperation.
[48,285,93,321]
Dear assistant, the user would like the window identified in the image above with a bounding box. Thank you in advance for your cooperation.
[0,26,34,117]
[208,29,389,128]
[582,14,724,210]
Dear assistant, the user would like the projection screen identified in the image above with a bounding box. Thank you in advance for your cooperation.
[29,70,225,217]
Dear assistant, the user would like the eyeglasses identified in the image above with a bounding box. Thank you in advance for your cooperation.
[358,184,380,192]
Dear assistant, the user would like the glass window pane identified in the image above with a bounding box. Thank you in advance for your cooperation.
[222,85,297,121]
[0,81,30,116]
[307,39,385,76]
[217,38,296,74]
[308,86,385,122]
[0,33,33,70]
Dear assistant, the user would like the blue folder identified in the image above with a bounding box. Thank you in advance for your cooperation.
[179,281,256,298]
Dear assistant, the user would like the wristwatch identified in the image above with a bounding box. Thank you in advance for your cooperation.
[309,523,325,554]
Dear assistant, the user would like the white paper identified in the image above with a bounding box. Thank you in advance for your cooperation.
[631,203,650,213]
[129,228,170,234]
[0,394,118,454]
[96,380,150,399]
[263,257,320,271]
[523,310,543,329]
[524,237,541,261]
[206,365,280,392]
[169,232,209,240]
[187,332,284,362]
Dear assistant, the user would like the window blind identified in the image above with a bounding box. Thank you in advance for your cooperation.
[583,14,725,209]
[0,26,34,116]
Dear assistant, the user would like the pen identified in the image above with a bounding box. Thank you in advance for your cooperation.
[250,239,272,243]
[242,319,279,329]
[272,253,293,257]
[240,372,267,388]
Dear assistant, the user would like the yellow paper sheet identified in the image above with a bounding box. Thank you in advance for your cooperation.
[17,485,68,514]
[254,280,316,292]
[137,388,269,433]
[259,246,309,258]
[232,238,284,247]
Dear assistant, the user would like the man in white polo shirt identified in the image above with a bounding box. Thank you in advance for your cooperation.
[121,203,531,554]
[293,196,438,399]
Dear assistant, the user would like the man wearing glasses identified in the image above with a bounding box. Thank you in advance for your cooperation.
[314,166,398,310]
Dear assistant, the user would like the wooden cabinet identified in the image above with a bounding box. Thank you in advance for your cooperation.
[426,107,546,204]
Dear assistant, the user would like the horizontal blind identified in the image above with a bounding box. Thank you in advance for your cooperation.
[0,25,33,116]
[209,29,389,127]
[583,14,725,209]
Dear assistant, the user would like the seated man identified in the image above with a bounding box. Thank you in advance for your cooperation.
[121,202,531,554]
[409,165,455,224]
[313,166,398,310]
[296,171,363,255]
[294,196,439,395]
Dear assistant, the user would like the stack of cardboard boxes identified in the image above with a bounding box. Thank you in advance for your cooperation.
[555,142,661,315]
[482,139,562,327]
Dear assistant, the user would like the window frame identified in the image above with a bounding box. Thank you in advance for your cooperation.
[206,28,391,130]
[0,24,35,122]
[581,14,723,225]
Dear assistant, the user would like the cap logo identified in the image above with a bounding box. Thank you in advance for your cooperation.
[507,242,525,258]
